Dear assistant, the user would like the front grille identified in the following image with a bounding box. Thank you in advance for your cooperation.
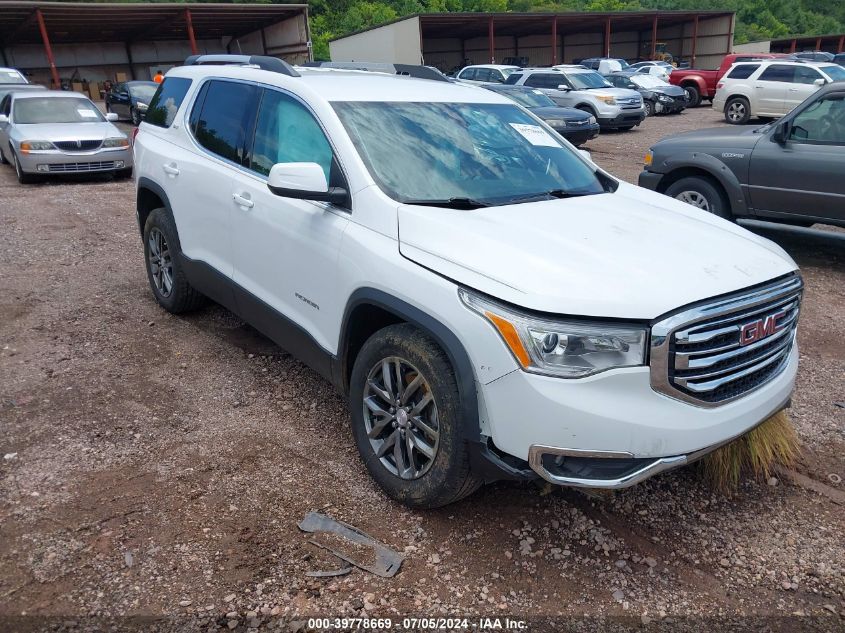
[567,119,589,126]
[650,275,802,406]
[47,161,116,172]
[54,140,102,151]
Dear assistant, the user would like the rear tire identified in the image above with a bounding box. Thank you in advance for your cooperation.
[665,176,731,219]
[683,84,701,108]
[143,208,207,313]
[724,97,751,125]
[349,323,482,508]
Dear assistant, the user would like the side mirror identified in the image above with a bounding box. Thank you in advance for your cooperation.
[267,162,347,205]
[0,114,8,123]
[579,149,593,162]
[813,78,826,86]
[556,84,571,91]
[771,120,790,144]
[106,112,119,122]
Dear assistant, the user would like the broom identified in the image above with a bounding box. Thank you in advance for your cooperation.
[698,409,800,493]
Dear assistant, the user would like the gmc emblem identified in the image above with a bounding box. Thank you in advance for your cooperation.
[739,311,787,346]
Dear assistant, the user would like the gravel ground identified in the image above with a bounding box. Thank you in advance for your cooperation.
[1,106,843,633]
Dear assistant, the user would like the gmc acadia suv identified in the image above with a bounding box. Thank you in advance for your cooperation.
[133,55,802,508]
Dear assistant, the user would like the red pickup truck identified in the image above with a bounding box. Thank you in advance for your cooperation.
[669,53,787,107]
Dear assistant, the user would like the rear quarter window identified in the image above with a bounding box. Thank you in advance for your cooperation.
[144,77,192,128]
[726,64,760,79]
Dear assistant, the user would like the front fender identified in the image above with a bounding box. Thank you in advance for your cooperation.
[657,151,749,216]
[678,75,707,94]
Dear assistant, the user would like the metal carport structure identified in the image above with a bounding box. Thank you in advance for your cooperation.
[0,2,310,88]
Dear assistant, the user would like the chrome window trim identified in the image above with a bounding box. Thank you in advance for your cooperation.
[650,274,802,408]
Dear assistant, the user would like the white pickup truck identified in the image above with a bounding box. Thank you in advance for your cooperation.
[133,55,801,508]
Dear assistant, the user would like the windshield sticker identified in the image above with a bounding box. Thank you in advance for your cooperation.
[509,123,559,147]
[6,72,19,77]
[77,108,98,118]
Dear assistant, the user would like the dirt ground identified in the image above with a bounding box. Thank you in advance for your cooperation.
[1,106,843,633]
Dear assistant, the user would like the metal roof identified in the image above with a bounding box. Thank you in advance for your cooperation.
[0,1,308,46]
[331,11,735,42]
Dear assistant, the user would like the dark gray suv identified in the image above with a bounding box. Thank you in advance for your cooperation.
[639,82,845,228]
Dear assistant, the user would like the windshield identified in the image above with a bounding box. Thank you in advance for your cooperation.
[567,71,613,90]
[1,70,26,84]
[501,68,518,78]
[13,97,105,124]
[129,84,158,102]
[613,59,630,69]
[631,75,667,88]
[332,101,605,205]
[821,65,845,81]
[500,89,556,108]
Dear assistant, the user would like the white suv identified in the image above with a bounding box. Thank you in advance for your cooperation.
[454,64,519,85]
[714,60,845,124]
[133,55,802,508]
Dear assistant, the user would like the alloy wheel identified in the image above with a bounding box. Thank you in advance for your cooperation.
[675,190,711,211]
[727,102,746,123]
[147,227,174,297]
[362,357,440,479]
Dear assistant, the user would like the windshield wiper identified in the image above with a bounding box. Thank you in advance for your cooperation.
[501,189,595,205]
[402,197,490,210]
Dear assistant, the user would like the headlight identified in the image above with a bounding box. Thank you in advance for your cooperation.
[545,119,566,127]
[103,137,130,148]
[644,149,653,167]
[459,289,647,378]
[596,95,616,105]
[20,141,54,152]
[658,95,672,103]
[588,115,597,124]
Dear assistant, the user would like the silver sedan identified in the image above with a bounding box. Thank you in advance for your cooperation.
[0,90,133,184]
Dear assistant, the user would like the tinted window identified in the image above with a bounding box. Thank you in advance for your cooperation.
[726,64,759,79]
[794,66,823,85]
[790,95,845,143]
[475,69,495,82]
[249,89,333,180]
[145,77,191,128]
[759,65,795,82]
[192,80,259,164]
[459,68,476,80]
[525,73,564,89]
[1,95,10,116]
[504,73,522,85]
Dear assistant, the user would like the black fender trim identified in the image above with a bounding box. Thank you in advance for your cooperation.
[136,176,174,235]
[660,152,749,216]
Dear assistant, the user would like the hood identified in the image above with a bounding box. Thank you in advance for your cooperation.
[595,87,641,100]
[652,84,686,97]
[14,121,122,142]
[397,182,796,320]
[529,106,591,122]
[652,126,764,152]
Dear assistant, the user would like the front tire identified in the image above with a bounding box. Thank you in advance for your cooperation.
[349,324,481,508]
[644,100,655,116]
[143,208,206,313]
[665,176,731,219]
[724,97,751,125]
[12,151,38,184]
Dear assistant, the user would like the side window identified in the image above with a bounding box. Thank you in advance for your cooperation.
[504,73,522,85]
[459,68,476,80]
[192,80,259,164]
[726,64,759,79]
[790,96,845,144]
[523,74,544,88]
[758,65,795,83]
[249,89,334,181]
[145,77,192,128]
[1,96,10,116]
[794,66,823,85]
[475,69,494,82]
[544,74,567,89]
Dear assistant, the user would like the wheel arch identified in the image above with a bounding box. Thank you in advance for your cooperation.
[136,177,173,237]
[336,288,480,441]
[656,153,748,216]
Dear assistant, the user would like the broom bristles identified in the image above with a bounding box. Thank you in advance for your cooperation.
[698,409,799,493]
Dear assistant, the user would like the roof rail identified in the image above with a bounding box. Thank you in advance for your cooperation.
[183,54,300,77]
[301,61,450,82]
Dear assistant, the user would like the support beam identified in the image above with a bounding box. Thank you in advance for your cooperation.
[0,47,7,67]
[789,39,796,54]
[185,8,199,56]
[125,42,136,80]
[838,35,844,53]
[815,37,821,51]
[488,16,495,63]
[604,17,611,58]
[35,8,60,89]
[650,14,658,59]
[260,27,268,56]
[691,15,699,67]
[551,17,558,65]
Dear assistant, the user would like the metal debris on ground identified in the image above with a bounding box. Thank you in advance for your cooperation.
[305,561,354,578]
[298,511,403,578]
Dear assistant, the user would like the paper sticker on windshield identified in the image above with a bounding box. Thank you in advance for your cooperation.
[509,123,558,147]
[77,108,98,118]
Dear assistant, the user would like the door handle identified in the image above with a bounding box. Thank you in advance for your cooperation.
[232,192,254,209]
[162,163,179,176]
